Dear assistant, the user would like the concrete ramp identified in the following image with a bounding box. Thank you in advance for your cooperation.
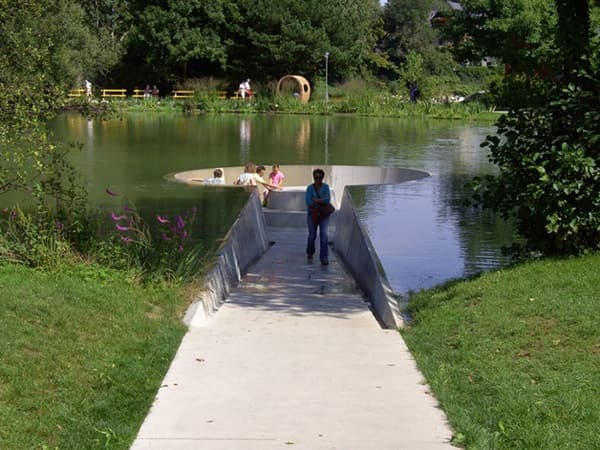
[132,228,453,449]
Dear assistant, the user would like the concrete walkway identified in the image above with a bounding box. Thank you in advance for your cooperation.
[131,227,454,449]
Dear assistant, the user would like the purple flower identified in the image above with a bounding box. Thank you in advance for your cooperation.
[161,233,171,241]
[120,236,133,244]
[115,223,131,231]
[111,212,127,221]
[175,215,185,230]
[156,214,169,224]
[105,188,119,196]
[178,245,184,253]
[55,220,64,230]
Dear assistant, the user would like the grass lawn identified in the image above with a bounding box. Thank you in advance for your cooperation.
[0,263,190,449]
[401,254,600,450]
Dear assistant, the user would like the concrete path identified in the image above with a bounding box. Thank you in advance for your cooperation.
[131,228,454,449]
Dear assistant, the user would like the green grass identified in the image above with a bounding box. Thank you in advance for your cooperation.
[0,263,190,449]
[401,254,600,450]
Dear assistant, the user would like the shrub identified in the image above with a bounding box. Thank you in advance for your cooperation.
[101,190,209,282]
[472,57,599,255]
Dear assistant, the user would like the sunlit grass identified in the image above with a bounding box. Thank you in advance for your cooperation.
[401,254,600,449]
[0,263,189,449]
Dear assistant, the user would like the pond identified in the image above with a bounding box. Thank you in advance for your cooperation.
[49,112,514,294]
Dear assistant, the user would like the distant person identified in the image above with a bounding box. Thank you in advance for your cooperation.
[144,84,151,99]
[305,168,334,265]
[239,78,251,98]
[84,79,92,97]
[152,85,159,97]
[234,162,258,185]
[192,168,225,185]
[409,82,420,102]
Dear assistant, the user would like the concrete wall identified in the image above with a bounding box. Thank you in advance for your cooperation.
[333,189,404,329]
[184,190,269,327]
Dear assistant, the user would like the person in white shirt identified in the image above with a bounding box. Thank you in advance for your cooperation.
[84,79,92,97]
[239,78,251,98]
[192,168,225,184]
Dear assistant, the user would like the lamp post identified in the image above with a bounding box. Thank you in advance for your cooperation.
[324,51,329,106]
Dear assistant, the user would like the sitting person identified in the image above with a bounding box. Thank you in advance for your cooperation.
[192,168,225,184]
[234,162,257,185]
[264,164,285,202]
[254,165,281,203]
[238,78,251,98]
[268,164,285,188]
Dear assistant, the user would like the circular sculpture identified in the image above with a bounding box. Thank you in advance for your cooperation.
[276,75,311,104]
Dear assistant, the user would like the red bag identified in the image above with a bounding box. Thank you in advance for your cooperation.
[310,203,335,224]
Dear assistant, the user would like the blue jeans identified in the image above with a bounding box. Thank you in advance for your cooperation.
[306,211,330,262]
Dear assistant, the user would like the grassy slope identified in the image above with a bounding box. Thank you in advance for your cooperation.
[0,264,188,449]
[401,254,600,450]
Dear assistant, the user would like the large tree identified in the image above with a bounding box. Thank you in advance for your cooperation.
[77,0,131,84]
[226,0,383,84]
[442,0,557,74]
[472,1,599,255]
[380,0,441,67]
[121,0,239,84]
[0,0,88,212]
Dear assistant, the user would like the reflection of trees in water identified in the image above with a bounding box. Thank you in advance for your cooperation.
[436,174,515,276]
[132,190,249,252]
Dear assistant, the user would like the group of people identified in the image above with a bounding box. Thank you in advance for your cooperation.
[234,164,333,266]
[143,84,160,98]
[193,164,333,266]
[238,78,252,98]
[233,162,284,201]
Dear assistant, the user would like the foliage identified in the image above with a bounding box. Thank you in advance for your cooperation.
[76,0,130,82]
[472,56,600,255]
[380,0,441,68]
[402,254,600,450]
[229,0,383,83]
[126,0,236,82]
[441,0,558,73]
[99,190,209,282]
[0,0,118,263]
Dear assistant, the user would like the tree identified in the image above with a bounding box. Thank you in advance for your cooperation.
[226,0,383,83]
[380,0,440,68]
[123,0,238,83]
[442,0,557,74]
[472,2,599,255]
[0,0,88,221]
[77,0,131,83]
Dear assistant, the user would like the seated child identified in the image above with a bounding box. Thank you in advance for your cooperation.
[234,163,257,185]
[268,164,285,188]
[192,168,225,184]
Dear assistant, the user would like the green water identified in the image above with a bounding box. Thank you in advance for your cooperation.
[49,112,513,292]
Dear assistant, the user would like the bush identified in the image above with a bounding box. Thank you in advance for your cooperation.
[472,57,600,255]
[99,191,209,282]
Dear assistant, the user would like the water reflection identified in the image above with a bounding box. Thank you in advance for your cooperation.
[46,113,513,294]
[239,119,251,161]
[296,118,310,156]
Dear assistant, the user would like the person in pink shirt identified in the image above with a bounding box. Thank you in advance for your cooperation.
[268,164,285,188]
[263,164,284,204]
